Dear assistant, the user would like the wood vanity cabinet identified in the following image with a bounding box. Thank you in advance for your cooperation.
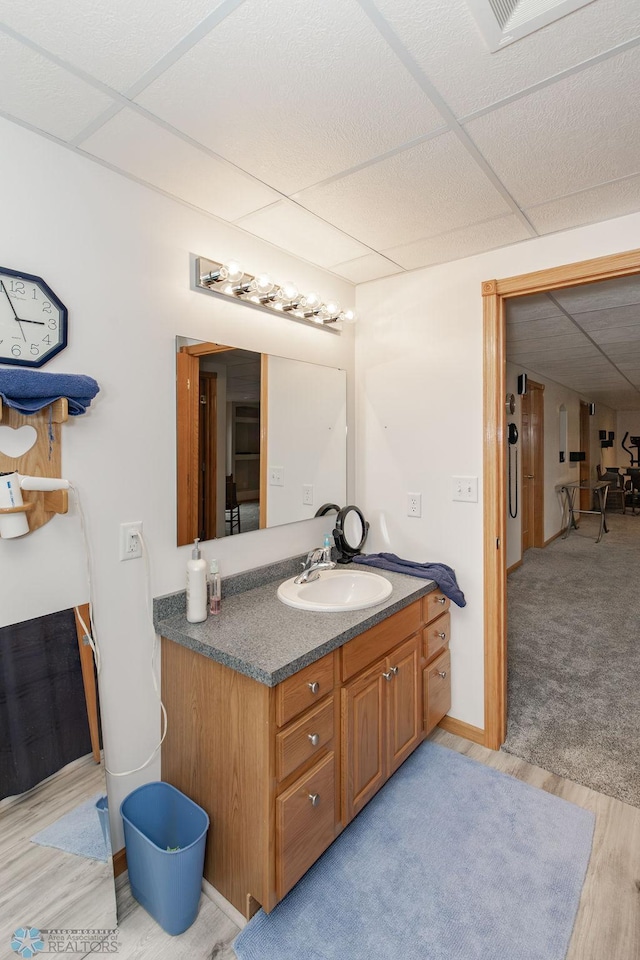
[422,592,452,735]
[161,594,452,919]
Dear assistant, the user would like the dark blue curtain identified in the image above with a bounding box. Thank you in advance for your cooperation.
[0,609,93,801]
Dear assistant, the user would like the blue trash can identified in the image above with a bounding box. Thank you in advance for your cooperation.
[120,781,210,936]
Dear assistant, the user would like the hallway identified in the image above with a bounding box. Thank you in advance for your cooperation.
[503,512,640,808]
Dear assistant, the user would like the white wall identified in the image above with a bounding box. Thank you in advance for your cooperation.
[504,364,616,570]
[356,207,640,731]
[0,118,355,848]
[266,357,346,526]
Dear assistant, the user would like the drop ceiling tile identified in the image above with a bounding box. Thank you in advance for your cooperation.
[590,324,640,346]
[507,335,598,357]
[526,175,640,235]
[0,0,221,92]
[506,294,563,322]
[573,304,640,332]
[235,201,370,269]
[80,108,280,221]
[330,253,402,284]
[294,133,511,250]
[605,344,640,362]
[372,0,640,117]
[553,275,640,313]
[464,48,640,207]
[0,31,113,140]
[136,0,444,195]
[382,215,529,269]
[506,317,578,341]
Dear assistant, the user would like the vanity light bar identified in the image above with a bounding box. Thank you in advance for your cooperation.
[195,257,356,332]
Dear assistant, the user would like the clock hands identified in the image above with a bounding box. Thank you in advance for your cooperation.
[16,318,46,325]
[0,281,26,341]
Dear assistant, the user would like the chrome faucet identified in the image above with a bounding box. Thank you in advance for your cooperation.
[294,546,336,584]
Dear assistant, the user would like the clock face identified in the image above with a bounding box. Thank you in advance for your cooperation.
[0,267,67,368]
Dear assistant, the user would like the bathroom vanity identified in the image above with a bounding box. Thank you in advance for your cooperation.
[156,563,452,919]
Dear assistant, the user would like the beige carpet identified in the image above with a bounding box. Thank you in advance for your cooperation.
[503,512,640,808]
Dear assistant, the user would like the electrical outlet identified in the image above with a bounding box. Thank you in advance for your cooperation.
[407,492,422,517]
[452,476,478,502]
[269,466,284,486]
[302,484,313,505]
[119,521,143,560]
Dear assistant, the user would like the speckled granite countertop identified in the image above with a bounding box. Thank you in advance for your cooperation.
[154,556,436,687]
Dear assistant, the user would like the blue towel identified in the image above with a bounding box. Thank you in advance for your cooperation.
[0,369,99,415]
[353,553,466,607]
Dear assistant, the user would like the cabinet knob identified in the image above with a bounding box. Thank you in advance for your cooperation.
[382,670,394,681]
[438,631,446,640]
[308,793,320,807]
[308,733,320,747]
[436,670,447,679]
[437,596,446,605]
[308,681,320,694]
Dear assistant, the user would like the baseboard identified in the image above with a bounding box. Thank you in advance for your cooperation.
[438,716,486,746]
[543,529,563,547]
[506,559,522,575]
[202,877,247,930]
[112,847,127,878]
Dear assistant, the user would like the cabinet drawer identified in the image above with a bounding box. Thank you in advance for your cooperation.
[423,591,450,623]
[276,752,336,899]
[423,612,450,662]
[424,648,451,735]
[341,602,422,681]
[276,697,334,782]
[276,652,335,727]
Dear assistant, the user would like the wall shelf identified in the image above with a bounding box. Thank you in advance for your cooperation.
[0,396,69,535]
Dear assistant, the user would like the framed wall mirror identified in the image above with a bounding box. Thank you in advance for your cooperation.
[176,337,347,546]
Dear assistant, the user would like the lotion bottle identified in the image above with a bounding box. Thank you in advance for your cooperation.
[208,559,221,615]
[186,538,207,623]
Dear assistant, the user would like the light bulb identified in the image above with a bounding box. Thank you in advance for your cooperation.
[249,273,275,295]
[341,308,357,324]
[277,280,299,302]
[301,291,321,309]
[320,300,341,322]
[222,260,243,282]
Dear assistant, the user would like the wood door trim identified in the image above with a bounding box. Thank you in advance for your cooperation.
[260,354,268,530]
[199,371,217,542]
[483,247,640,751]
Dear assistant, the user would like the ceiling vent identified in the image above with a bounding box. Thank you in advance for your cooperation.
[465,0,596,51]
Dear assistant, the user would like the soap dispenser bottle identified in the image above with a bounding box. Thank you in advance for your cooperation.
[323,534,333,564]
[208,559,221,615]
[186,538,207,623]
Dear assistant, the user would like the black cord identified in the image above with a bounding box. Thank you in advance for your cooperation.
[508,445,518,519]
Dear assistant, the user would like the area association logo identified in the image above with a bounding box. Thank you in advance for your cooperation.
[11,928,44,959]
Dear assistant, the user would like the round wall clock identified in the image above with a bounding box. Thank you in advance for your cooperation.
[0,266,68,367]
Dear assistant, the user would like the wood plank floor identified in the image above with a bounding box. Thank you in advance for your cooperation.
[0,754,117,948]
[4,732,639,958]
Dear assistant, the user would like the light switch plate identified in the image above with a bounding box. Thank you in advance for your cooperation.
[269,466,284,486]
[452,476,478,502]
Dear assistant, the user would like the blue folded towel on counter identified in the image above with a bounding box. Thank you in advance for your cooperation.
[353,553,466,607]
[0,369,99,415]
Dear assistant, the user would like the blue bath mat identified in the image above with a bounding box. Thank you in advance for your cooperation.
[31,792,110,862]
[234,741,594,960]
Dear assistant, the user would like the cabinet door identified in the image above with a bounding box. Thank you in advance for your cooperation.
[386,633,422,775]
[342,662,386,824]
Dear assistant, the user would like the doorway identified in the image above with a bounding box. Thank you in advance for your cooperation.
[482,247,640,750]
[520,379,545,552]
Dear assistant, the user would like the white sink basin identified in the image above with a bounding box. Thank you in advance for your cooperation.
[277,569,393,612]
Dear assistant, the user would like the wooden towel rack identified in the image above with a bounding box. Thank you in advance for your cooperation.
[0,397,69,534]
